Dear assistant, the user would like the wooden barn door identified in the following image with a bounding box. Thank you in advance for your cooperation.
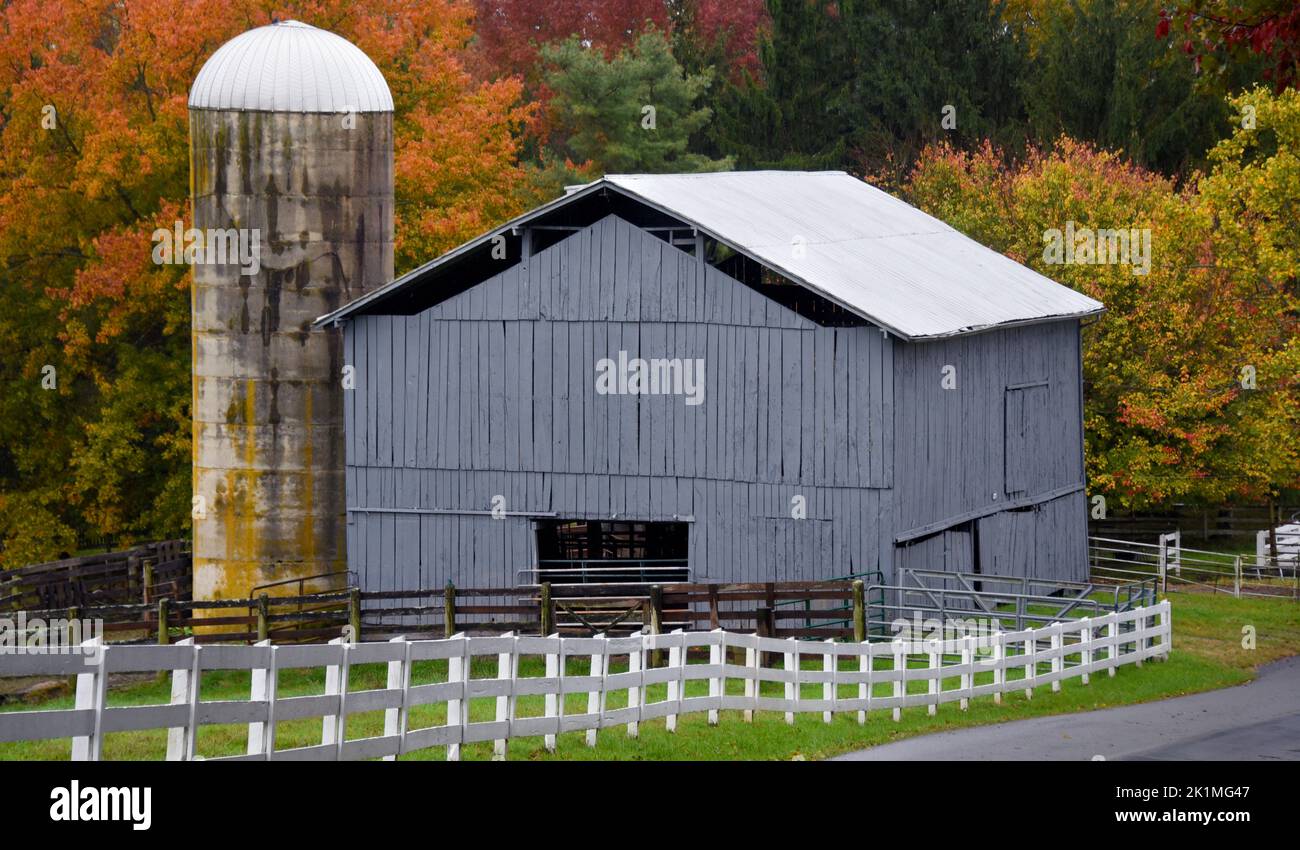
[1004,381,1050,497]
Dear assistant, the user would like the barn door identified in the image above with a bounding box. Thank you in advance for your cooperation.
[1004,382,1049,497]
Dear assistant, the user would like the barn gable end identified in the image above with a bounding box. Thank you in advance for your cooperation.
[343,214,895,590]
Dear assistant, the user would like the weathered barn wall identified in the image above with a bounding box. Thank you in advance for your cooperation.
[190,109,394,601]
[890,321,1087,581]
[344,215,894,588]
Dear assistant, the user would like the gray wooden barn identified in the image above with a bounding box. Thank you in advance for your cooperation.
[315,171,1104,592]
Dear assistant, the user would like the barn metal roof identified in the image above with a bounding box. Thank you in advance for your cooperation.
[189,20,393,114]
[317,171,1103,339]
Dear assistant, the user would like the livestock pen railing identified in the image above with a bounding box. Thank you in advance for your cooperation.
[864,583,1150,635]
[0,601,1170,761]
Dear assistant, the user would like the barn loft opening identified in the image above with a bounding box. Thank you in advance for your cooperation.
[534,519,689,584]
[343,186,870,329]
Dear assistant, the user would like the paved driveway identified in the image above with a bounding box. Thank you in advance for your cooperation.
[832,655,1300,761]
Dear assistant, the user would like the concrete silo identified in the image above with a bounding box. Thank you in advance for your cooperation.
[187,20,393,604]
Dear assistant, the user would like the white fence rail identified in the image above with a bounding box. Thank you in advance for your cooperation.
[0,601,1170,761]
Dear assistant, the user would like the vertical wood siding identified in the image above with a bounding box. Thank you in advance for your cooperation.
[891,322,1088,582]
[345,215,894,589]
[344,213,1088,591]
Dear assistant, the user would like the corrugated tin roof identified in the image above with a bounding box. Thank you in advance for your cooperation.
[317,171,1103,339]
[600,172,1102,338]
[189,20,393,114]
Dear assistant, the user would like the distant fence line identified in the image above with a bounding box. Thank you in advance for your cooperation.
[1089,503,1298,543]
[1089,535,1299,600]
[0,601,1170,761]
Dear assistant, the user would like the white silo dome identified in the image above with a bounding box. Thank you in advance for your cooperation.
[189,20,393,113]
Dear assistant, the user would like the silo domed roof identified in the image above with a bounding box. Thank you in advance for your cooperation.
[189,20,393,113]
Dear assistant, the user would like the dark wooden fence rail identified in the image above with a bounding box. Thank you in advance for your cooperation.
[324,580,863,643]
[0,540,191,612]
[10,580,867,647]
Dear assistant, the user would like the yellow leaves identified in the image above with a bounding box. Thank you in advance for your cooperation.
[906,102,1300,507]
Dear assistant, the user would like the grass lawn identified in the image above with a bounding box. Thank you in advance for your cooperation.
[1,590,1296,761]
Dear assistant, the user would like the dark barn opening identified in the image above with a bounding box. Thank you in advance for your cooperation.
[534,520,689,584]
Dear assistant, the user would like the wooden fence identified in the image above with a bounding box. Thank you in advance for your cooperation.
[0,540,191,612]
[364,581,862,641]
[0,601,1170,760]
[12,581,866,647]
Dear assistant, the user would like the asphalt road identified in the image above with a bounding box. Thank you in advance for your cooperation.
[832,655,1300,761]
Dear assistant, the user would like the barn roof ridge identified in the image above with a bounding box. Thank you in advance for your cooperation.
[315,170,1104,339]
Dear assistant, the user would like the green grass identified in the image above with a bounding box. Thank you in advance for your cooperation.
[2,590,1297,761]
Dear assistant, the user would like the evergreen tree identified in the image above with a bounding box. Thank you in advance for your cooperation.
[1021,0,1234,177]
[711,0,1030,177]
[540,27,734,173]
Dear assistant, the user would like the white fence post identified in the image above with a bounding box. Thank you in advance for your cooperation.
[959,635,973,711]
[446,632,468,761]
[992,631,1004,705]
[247,639,275,758]
[784,637,798,725]
[708,630,724,726]
[544,633,561,753]
[586,633,605,748]
[384,636,410,762]
[627,634,643,737]
[1023,632,1035,699]
[1134,611,1145,668]
[321,636,351,759]
[743,641,757,723]
[163,637,195,762]
[72,637,106,762]
[891,639,904,722]
[666,629,684,733]
[1161,602,1172,659]
[1050,623,1063,693]
[858,641,870,725]
[495,632,517,759]
[1107,619,1118,678]
[926,638,939,716]
[822,639,835,724]
[1079,619,1092,685]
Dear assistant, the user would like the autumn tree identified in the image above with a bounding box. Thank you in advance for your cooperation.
[902,90,1299,508]
[1159,1,1300,90]
[0,0,535,566]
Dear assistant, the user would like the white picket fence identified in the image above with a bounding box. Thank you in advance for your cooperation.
[0,601,1170,761]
